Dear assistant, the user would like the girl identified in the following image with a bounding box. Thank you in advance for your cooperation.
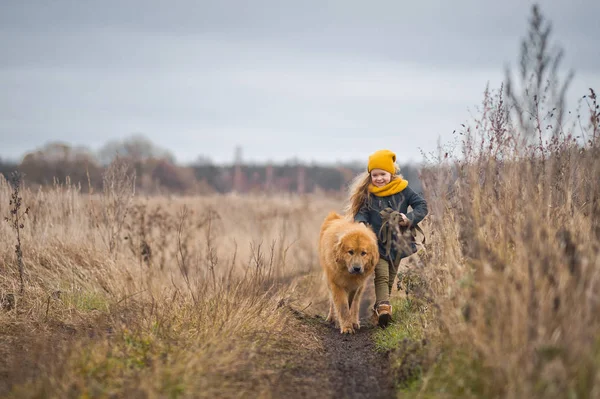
[345,149,428,328]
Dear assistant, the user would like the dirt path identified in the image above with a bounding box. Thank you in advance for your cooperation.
[273,276,397,399]
[318,318,396,398]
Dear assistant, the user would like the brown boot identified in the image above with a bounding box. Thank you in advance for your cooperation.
[374,301,393,328]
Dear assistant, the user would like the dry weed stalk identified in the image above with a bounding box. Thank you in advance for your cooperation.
[505,4,574,146]
[92,157,136,257]
[124,202,179,270]
[203,207,220,290]
[3,172,29,295]
[175,205,196,304]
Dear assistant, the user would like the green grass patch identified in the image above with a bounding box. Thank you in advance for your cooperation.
[373,297,427,352]
[372,297,429,391]
[376,300,600,398]
[418,347,498,398]
[372,296,500,398]
[62,289,110,312]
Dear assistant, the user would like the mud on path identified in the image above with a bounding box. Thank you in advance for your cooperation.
[318,318,396,399]
[272,275,396,399]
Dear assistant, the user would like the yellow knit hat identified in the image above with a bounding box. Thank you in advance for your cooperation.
[368,149,396,174]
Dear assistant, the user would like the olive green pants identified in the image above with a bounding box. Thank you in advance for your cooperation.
[374,257,401,304]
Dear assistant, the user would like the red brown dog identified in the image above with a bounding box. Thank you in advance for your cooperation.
[318,211,379,334]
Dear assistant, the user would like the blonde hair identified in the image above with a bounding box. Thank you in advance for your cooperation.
[344,172,372,218]
[343,165,403,218]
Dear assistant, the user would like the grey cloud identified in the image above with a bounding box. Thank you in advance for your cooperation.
[2,1,598,69]
[1,1,599,165]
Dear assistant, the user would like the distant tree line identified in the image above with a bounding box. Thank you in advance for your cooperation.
[0,136,423,195]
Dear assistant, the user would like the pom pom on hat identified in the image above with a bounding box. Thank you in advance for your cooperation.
[368,149,396,174]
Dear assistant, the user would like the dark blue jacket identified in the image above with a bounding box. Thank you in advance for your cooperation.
[354,186,428,264]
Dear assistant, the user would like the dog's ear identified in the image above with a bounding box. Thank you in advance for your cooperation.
[333,233,346,263]
[369,251,380,270]
[368,241,380,270]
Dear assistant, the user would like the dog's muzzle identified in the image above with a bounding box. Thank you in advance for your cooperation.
[349,264,364,274]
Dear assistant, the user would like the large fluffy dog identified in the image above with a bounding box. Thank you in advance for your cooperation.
[319,211,379,334]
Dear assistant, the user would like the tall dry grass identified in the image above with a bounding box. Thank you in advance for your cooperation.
[409,88,600,397]
[0,164,341,398]
[379,7,600,397]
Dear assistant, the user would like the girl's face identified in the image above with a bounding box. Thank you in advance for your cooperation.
[370,168,392,187]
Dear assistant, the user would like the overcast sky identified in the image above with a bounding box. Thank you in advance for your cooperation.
[1,1,599,165]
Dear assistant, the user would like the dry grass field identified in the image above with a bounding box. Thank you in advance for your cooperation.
[0,170,347,398]
[2,112,599,398]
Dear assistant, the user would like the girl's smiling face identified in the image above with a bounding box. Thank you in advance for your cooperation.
[370,168,392,187]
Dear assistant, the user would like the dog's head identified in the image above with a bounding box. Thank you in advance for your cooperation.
[334,225,379,275]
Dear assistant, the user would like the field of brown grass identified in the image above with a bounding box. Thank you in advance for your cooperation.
[2,118,600,399]
[2,118,598,398]
[0,171,345,398]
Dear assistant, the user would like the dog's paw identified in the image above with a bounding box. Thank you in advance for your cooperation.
[340,324,355,334]
[353,321,361,330]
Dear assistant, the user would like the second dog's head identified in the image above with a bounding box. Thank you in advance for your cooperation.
[334,224,379,275]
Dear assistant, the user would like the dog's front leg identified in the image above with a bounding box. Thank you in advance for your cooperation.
[349,285,365,330]
[325,295,336,324]
[331,285,354,334]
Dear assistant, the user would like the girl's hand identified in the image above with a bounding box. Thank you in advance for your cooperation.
[398,213,410,227]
